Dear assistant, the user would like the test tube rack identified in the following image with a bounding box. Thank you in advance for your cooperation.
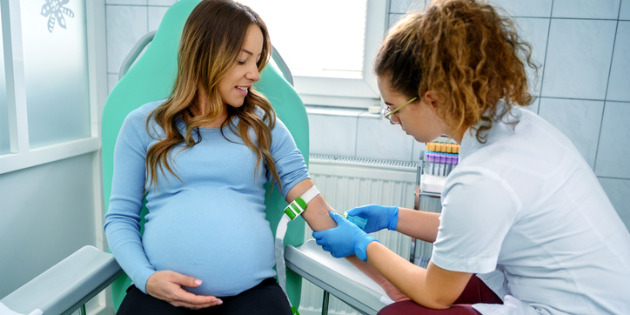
[410,140,460,266]
[419,141,460,194]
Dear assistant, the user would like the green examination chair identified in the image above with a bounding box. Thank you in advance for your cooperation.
[101,0,308,311]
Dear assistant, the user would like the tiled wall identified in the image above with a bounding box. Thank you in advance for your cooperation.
[315,0,630,229]
[104,0,630,227]
[105,0,175,93]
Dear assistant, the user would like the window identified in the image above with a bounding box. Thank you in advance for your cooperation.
[0,0,105,174]
[21,0,92,148]
[239,0,388,109]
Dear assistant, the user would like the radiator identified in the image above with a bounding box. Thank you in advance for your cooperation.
[297,155,442,315]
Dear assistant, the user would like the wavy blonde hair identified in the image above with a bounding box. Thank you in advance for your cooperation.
[145,0,280,188]
[375,0,537,143]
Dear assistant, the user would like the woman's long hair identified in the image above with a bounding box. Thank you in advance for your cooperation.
[145,0,280,188]
[375,0,537,143]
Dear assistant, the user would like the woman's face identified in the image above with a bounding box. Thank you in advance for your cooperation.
[218,24,264,108]
[377,75,447,143]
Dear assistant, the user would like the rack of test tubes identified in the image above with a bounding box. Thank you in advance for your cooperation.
[419,141,460,194]
[423,142,459,177]
[410,140,460,266]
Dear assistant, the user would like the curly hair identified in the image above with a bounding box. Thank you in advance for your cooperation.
[145,0,280,188]
[375,0,537,143]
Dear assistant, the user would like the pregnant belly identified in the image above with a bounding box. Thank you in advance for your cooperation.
[142,209,276,296]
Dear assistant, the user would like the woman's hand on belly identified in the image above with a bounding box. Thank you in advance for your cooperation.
[146,270,224,309]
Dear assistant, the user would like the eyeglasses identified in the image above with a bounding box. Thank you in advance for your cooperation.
[382,96,418,122]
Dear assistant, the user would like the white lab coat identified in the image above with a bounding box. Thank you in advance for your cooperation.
[431,104,630,314]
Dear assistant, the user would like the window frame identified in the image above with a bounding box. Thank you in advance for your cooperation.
[260,0,389,109]
[0,0,107,175]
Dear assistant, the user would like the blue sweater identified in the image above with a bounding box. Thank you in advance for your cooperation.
[104,100,309,296]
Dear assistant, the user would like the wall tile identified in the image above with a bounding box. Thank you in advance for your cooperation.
[355,114,415,161]
[106,5,148,73]
[598,177,630,231]
[552,0,620,19]
[514,17,549,96]
[148,0,178,5]
[525,97,541,114]
[621,0,630,20]
[607,21,630,102]
[148,6,170,31]
[307,113,357,157]
[490,0,552,17]
[538,98,604,168]
[390,0,425,14]
[542,19,616,100]
[106,0,147,4]
[595,101,630,177]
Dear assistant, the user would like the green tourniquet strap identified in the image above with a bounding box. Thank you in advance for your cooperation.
[295,197,307,209]
[283,185,320,220]
[284,197,305,220]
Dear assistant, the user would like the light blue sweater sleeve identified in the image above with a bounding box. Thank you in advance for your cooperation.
[104,104,157,294]
[269,118,309,197]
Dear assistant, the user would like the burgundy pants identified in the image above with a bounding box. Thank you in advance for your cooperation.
[378,275,502,315]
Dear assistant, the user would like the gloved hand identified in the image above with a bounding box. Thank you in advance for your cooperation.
[312,212,379,261]
[346,204,399,233]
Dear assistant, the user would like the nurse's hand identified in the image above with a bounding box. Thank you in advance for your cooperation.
[346,204,399,233]
[313,212,379,261]
[146,270,223,309]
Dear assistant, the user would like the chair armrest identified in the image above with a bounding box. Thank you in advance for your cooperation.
[1,246,122,315]
[285,240,393,315]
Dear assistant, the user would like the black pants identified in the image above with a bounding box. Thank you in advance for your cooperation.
[117,278,293,315]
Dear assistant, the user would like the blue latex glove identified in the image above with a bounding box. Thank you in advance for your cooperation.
[312,212,379,261]
[346,204,399,233]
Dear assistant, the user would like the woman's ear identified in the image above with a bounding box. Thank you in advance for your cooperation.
[423,91,443,109]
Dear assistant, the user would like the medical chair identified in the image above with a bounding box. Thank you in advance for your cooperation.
[1,1,393,314]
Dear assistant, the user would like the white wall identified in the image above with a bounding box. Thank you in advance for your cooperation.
[0,154,97,297]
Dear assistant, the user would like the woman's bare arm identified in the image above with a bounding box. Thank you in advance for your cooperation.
[286,179,409,301]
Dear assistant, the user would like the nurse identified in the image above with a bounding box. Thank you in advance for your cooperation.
[313,0,630,314]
